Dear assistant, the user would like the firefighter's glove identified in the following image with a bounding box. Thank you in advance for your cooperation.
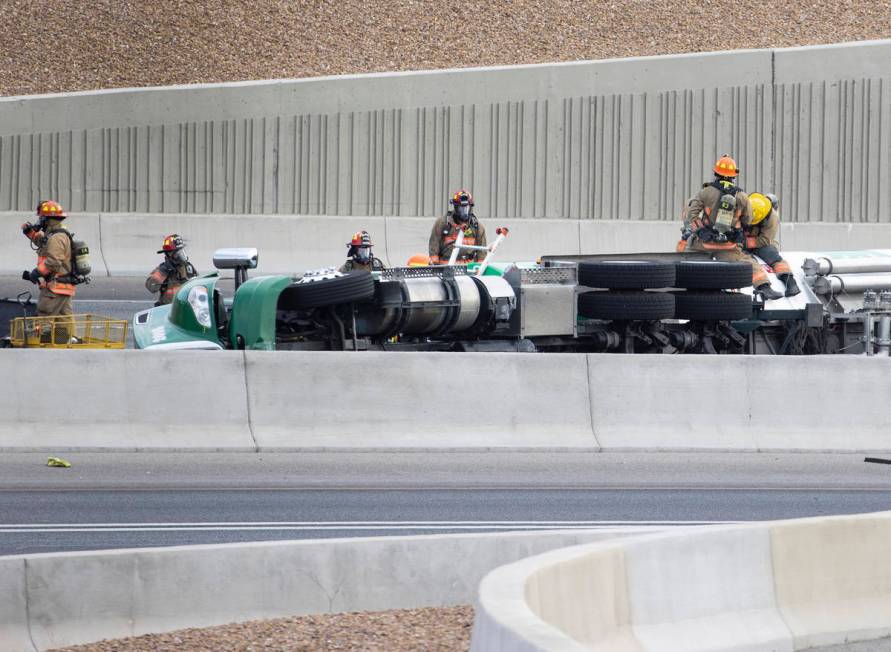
[680,226,693,241]
[23,268,41,284]
[695,227,715,243]
[46,456,71,468]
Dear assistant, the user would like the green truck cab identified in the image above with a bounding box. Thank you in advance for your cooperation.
[133,247,526,352]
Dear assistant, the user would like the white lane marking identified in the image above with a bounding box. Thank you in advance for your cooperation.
[0,521,735,534]
[0,520,732,527]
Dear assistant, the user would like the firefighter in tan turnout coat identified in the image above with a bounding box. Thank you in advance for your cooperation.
[744,192,800,297]
[22,200,76,316]
[21,200,77,342]
[679,155,784,300]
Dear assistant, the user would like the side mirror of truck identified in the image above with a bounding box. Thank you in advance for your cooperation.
[213,248,259,270]
[213,248,259,290]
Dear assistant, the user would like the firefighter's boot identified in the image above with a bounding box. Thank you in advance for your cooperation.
[756,282,784,301]
[780,273,801,297]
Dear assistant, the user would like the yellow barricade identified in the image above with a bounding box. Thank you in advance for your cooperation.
[9,314,128,349]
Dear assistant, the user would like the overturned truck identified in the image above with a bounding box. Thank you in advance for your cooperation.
[133,247,891,355]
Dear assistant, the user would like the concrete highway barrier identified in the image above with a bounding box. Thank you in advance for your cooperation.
[772,514,891,649]
[471,511,891,651]
[0,350,254,451]
[98,213,387,276]
[4,529,636,651]
[244,351,596,450]
[1,351,890,452]
[7,210,891,278]
[0,557,30,652]
[588,355,756,451]
[588,355,891,452]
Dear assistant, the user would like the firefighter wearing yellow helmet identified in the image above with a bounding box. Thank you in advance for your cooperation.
[679,155,783,300]
[745,193,799,297]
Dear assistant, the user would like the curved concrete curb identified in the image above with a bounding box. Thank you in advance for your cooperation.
[471,511,891,651]
[0,529,644,651]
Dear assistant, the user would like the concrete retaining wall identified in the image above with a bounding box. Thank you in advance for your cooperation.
[6,210,891,277]
[1,41,890,223]
[3,529,633,651]
[1,351,890,452]
[471,511,891,651]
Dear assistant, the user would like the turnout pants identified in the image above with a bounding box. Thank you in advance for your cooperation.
[688,239,768,285]
[37,288,74,344]
[747,245,791,275]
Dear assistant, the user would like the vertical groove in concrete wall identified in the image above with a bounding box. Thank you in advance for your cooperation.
[2,46,890,220]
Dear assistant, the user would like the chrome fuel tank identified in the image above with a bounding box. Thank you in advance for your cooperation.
[356,268,508,337]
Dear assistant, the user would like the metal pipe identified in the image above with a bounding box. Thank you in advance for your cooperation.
[475,227,509,276]
[812,273,891,295]
[803,254,891,277]
[447,230,464,266]
[877,315,891,357]
[864,310,875,356]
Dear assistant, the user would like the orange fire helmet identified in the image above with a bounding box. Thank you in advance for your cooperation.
[713,155,739,178]
[36,200,67,219]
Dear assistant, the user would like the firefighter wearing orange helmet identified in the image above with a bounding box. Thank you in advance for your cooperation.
[146,234,198,306]
[428,189,487,264]
[21,200,77,332]
[679,155,783,300]
[339,231,385,273]
[745,192,799,297]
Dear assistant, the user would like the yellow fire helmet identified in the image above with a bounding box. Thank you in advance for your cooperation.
[749,192,772,225]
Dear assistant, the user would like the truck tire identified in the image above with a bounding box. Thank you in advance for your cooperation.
[288,272,375,308]
[578,260,676,289]
[578,290,675,321]
[672,291,753,320]
[674,261,751,289]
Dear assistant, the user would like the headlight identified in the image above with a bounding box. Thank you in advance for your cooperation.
[188,286,212,329]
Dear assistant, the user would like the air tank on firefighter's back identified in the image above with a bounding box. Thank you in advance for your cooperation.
[354,269,515,339]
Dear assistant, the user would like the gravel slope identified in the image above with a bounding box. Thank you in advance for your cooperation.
[49,606,474,652]
[2,0,891,97]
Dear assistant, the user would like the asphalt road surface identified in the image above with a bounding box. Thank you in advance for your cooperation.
[2,452,891,556]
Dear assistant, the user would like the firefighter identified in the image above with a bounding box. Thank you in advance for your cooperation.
[679,155,783,300]
[21,200,77,342]
[745,193,800,297]
[339,231,386,273]
[428,189,487,264]
[146,234,198,306]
